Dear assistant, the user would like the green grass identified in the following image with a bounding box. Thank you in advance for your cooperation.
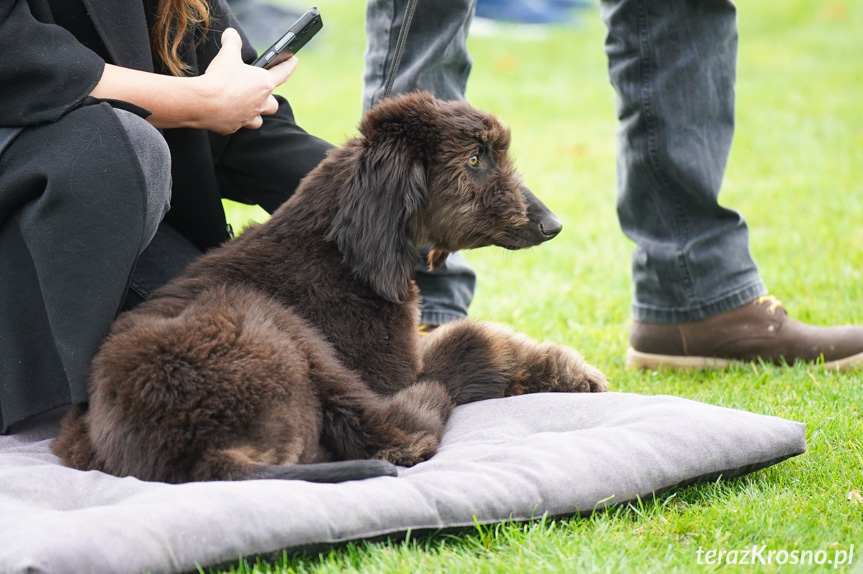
[219,0,863,571]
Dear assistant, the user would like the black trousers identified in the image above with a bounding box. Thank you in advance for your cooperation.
[0,100,332,433]
[0,103,169,432]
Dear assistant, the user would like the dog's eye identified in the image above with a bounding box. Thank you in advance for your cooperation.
[468,155,479,167]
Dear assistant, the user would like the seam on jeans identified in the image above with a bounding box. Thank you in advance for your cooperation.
[377,0,399,103]
[634,0,696,302]
[456,1,477,97]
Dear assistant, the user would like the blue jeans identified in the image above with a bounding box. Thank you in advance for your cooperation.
[365,0,767,324]
[364,0,478,326]
[603,0,765,322]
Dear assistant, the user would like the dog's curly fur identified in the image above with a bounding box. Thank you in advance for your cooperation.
[52,92,608,484]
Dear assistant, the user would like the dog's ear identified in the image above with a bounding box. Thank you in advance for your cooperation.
[326,140,427,304]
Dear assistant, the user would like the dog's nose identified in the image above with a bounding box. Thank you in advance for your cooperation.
[539,216,562,239]
[523,186,563,244]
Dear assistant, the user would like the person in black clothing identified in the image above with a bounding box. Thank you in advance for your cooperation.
[0,0,333,433]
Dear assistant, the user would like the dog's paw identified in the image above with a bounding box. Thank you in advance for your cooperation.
[578,361,610,392]
[549,344,609,393]
[374,433,440,467]
[506,343,609,395]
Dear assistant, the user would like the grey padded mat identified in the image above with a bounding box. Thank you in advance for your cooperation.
[0,392,806,574]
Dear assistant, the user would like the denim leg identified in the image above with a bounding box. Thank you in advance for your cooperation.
[415,248,477,325]
[364,0,478,324]
[363,0,477,108]
[600,0,766,323]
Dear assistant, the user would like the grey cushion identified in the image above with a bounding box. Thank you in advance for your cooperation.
[0,392,805,574]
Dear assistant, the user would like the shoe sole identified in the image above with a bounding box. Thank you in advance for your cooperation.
[626,348,863,372]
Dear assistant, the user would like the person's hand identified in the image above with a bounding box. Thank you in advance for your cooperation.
[88,29,299,132]
[196,28,299,134]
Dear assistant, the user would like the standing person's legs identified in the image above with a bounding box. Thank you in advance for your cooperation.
[602,0,764,323]
[601,0,863,370]
[0,104,171,432]
[363,0,476,107]
[364,0,477,327]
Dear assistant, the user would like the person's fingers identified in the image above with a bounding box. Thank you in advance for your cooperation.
[220,27,242,50]
[267,56,299,87]
[261,94,279,116]
[210,27,243,68]
[248,115,264,130]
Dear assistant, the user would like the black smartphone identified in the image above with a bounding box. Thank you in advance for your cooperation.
[252,7,323,69]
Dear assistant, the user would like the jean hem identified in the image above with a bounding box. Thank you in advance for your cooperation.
[631,280,768,324]
[419,310,466,326]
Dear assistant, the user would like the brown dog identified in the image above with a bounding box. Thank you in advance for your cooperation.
[52,92,608,484]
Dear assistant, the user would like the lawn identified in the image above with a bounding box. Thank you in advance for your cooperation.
[219,0,863,572]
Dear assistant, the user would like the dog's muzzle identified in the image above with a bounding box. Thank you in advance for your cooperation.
[525,187,562,243]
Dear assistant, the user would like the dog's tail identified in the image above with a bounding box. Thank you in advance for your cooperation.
[247,459,398,483]
[52,405,102,472]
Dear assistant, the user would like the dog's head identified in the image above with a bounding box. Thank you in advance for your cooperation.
[327,91,562,303]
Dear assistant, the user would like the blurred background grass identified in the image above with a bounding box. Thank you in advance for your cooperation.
[219,1,863,571]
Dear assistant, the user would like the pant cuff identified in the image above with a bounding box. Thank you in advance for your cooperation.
[631,280,768,324]
[419,310,466,326]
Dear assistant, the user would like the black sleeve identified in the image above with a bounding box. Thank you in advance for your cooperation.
[210,95,335,213]
[201,0,335,212]
[0,0,105,126]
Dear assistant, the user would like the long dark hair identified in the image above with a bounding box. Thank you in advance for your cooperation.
[152,0,211,76]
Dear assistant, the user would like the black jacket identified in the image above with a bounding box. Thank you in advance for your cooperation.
[0,0,333,250]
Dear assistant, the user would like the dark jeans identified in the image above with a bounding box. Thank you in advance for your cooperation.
[364,0,478,326]
[364,0,767,323]
[602,0,765,322]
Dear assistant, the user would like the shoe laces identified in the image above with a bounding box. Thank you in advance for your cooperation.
[755,295,783,314]
[418,324,439,336]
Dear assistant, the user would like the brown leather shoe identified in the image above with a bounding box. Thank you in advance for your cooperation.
[627,296,863,371]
